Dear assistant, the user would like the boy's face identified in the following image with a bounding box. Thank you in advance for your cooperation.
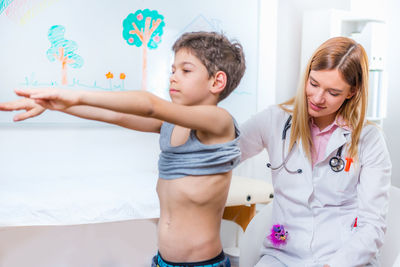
[169,48,215,105]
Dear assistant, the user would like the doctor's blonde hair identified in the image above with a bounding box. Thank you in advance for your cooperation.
[280,36,369,161]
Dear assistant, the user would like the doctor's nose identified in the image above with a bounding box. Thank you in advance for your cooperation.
[313,90,326,105]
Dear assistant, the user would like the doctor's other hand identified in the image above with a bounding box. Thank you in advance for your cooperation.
[15,88,80,111]
[0,98,46,122]
[323,265,331,267]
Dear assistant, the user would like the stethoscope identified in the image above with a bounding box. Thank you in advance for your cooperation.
[266,115,345,174]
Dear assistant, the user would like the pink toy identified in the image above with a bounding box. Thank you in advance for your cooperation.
[268,224,288,247]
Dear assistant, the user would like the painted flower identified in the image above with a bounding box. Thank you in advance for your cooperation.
[106,72,113,79]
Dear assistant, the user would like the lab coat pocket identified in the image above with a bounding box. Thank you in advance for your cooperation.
[340,215,357,244]
[321,165,358,205]
[335,165,359,200]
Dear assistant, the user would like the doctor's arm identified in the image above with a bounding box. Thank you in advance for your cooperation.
[239,107,275,162]
[327,127,392,267]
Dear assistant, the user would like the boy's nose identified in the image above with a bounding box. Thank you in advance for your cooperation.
[169,73,177,83]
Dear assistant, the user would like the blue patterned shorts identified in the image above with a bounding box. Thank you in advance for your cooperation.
[151,251,231,267]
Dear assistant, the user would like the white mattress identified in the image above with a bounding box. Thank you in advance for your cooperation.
[0,127,161,227]
[0,171,160,226]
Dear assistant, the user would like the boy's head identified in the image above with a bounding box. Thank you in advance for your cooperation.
[172,31,246,102]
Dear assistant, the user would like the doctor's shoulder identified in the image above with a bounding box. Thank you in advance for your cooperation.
[262,104,291,123]
[242,105,286,129]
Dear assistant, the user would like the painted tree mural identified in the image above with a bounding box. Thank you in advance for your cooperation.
[122,9,165,90]
[47,25,83,85]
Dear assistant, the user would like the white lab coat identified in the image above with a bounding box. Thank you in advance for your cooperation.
[240,105,392,267]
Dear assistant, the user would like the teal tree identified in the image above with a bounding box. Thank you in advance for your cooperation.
[47,25,83,85]
[122,9,165,90]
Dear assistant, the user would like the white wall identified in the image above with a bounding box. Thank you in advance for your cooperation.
[383,0,400,186]
[275,0,351,104]
[0,125,160,180]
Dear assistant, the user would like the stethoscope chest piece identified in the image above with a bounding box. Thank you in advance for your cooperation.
[329,144,345,172]
[329,156,345,172]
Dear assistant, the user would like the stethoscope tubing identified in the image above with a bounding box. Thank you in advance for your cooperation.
[267,115,345,174]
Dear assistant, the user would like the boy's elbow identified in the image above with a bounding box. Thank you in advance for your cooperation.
[145,93,156,117]
[135,91,156,117]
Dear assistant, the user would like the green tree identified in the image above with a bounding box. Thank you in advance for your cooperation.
[47,25,83,85]
[123,9,165,90]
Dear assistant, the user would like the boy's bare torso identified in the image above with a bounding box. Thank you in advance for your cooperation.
[156,125,233,262]
[157,172,231,262]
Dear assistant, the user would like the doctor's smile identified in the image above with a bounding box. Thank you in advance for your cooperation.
[308,100,324,112]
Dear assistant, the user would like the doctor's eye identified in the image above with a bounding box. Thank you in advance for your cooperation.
[328,90,340,97]
[310,80,318,87]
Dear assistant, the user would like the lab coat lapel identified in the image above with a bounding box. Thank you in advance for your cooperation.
[294,137,315,201]
[324,127,351,159]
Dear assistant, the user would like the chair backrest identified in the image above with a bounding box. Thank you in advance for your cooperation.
[379,185,400,267]
[239,203,273,267]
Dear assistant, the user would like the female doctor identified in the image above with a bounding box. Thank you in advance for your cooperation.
[240,37,392,267]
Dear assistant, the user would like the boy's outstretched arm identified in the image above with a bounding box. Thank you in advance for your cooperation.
[0,96,162,133]
[17,88,234,137]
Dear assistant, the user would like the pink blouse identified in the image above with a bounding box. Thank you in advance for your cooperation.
[310,117,350,168]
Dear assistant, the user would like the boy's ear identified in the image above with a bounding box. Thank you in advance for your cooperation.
[210,71,227,94]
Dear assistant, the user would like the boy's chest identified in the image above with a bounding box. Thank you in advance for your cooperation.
[170,125,191,147]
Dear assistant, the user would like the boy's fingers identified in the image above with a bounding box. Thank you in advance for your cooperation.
[14,106,45,121]
[0,102,14,111]
[34,99,52,109]
[15,88,51,98]
[30,94,53,100]
[0,99,28,111]
[14,88,32,97]
[31,91,60,100]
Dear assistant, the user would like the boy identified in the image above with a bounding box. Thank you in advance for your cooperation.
[0,32,246,266]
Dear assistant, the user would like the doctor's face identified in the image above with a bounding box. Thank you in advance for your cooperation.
[306,69,354,129]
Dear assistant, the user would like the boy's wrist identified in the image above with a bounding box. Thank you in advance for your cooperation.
[76,90,86,106]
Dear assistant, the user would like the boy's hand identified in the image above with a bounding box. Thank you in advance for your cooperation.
[0,98,46,121]
[15,88,80,111]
